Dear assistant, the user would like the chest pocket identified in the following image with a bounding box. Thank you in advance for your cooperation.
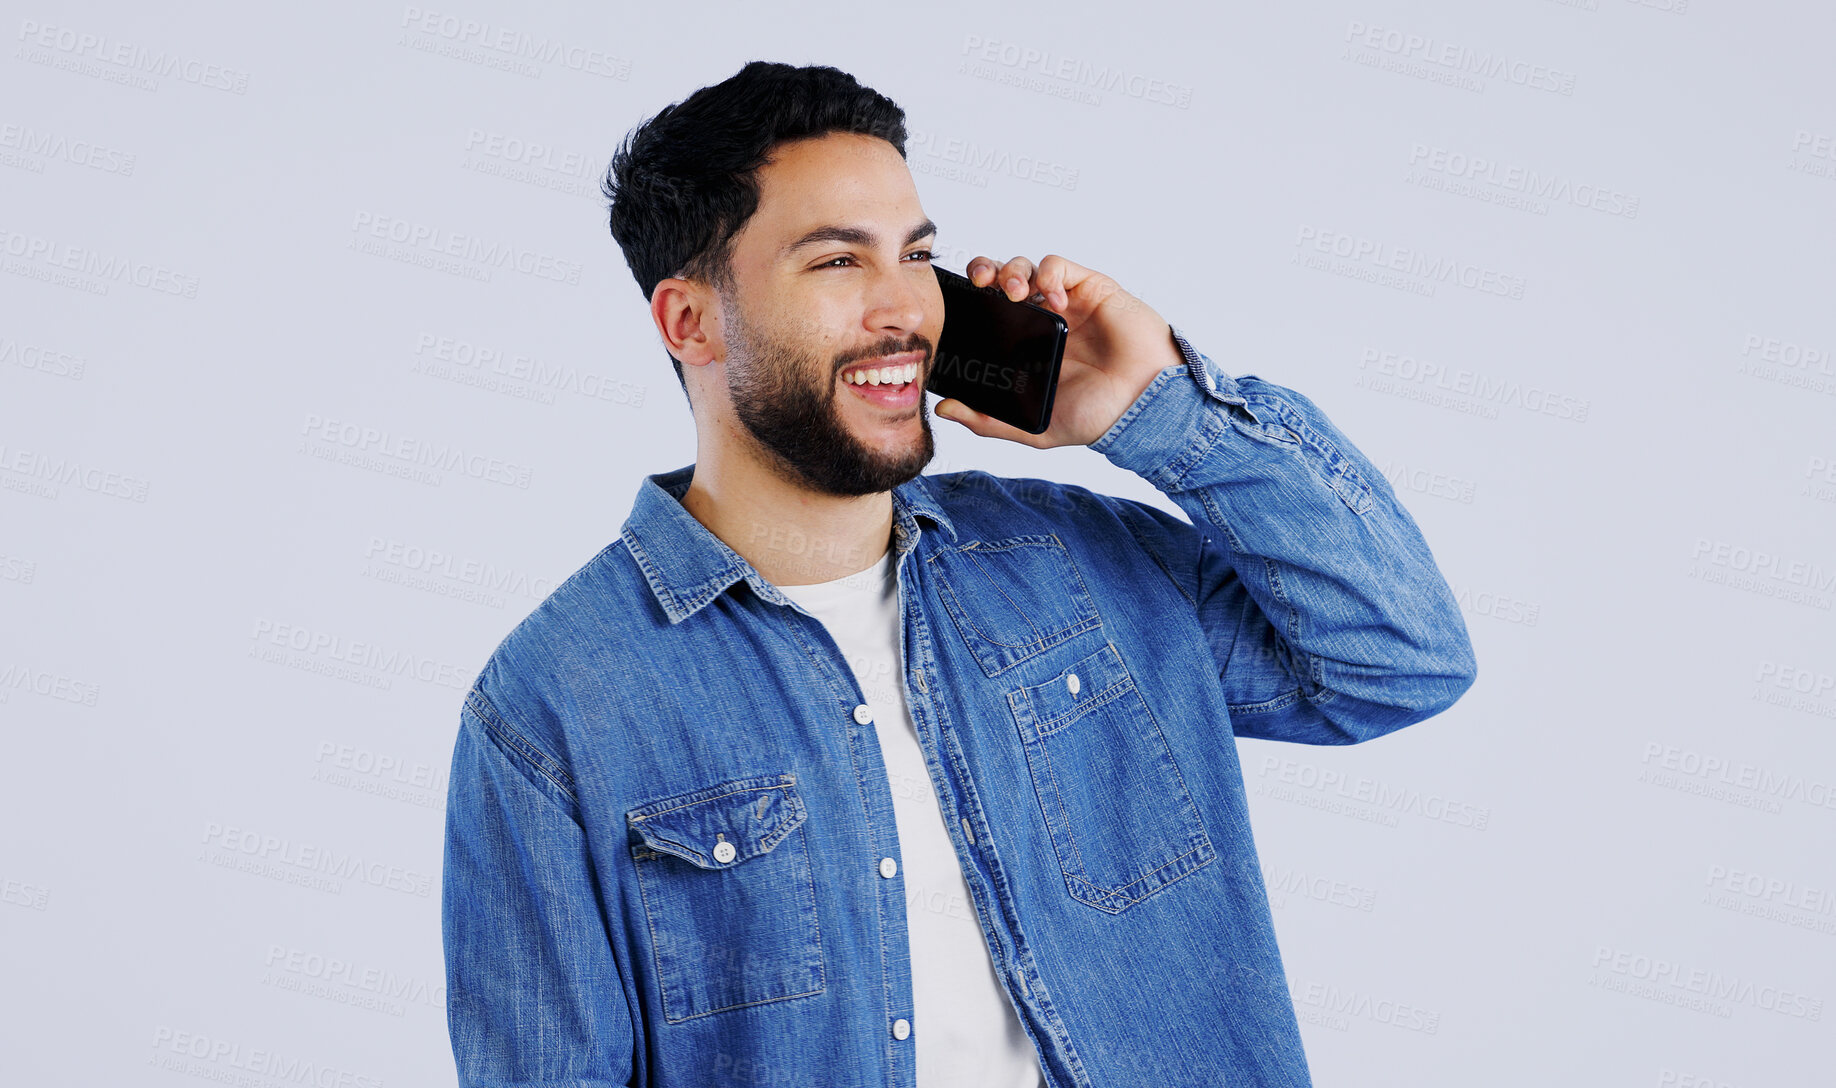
[1008,641,1215,915]
[627,773,825,1023]
[928,534,1103,678]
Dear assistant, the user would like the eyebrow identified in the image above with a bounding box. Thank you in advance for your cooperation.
[781,219,938,259]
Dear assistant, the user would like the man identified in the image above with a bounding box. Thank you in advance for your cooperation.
[443,60,1476,1088]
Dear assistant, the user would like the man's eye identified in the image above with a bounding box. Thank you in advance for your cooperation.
[816,251,935,269]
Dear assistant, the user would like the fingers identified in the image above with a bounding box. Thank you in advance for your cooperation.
[967,255,1036,301]
[966,254,1088,312]
[1034,254,1084,312]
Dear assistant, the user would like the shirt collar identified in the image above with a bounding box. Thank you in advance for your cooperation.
[618,464,958,625]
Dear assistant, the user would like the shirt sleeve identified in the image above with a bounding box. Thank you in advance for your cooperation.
[1086,326,1477,745]
[443,691,636,1087]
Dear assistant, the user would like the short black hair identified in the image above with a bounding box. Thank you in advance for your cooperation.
[601,61,909,402]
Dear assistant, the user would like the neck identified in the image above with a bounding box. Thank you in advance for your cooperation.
[681,432,895,589]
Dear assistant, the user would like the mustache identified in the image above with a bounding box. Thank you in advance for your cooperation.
[834,337,932,375]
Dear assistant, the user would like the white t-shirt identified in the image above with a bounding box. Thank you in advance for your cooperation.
[777,545,1046,1088]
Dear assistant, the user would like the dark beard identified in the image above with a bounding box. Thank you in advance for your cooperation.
[723,301,935,497]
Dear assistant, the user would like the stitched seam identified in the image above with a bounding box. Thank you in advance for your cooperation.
[929,537,1107,679]
[1034,721,1090,883]
[1067,839,1211,908]
[1033,678,1132,737]
[633,781,794,821]
[1245,394,1372,513]
[1031,651,1214,914]
[1227,688,1305,715]
[642,819,827,1024]
[630,828,678,1023]
[466,690,578,801]
[620,527,681,620]
[931,569,1102,670]
[1203,493,1329,703]
[937,539,1090,651]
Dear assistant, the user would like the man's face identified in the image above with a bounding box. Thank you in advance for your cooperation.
[712,131,944,497]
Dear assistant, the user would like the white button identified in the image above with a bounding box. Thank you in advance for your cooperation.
[713,841,736,864]
[892,1017,911,1040]
[853,704,874,724]
[1066,672,1081,695]
[880,856,897,878]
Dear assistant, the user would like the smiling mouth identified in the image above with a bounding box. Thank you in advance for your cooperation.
[841,360,921,387]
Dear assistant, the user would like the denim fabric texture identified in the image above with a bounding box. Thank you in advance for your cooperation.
[442,328,1479,1087]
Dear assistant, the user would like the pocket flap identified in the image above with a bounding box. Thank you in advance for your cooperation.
[1009,640,1134,739]
[626,773,806,870]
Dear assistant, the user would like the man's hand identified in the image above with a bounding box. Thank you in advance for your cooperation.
[934,254,1186,448]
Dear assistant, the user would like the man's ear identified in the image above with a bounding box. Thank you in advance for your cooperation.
[651,277,721,369]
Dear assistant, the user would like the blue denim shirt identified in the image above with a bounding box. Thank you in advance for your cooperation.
[442,330,1477,1087]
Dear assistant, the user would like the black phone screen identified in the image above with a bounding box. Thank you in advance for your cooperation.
[926,265,1068,435]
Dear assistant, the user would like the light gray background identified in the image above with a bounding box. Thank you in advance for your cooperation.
[4,2,1833,1085]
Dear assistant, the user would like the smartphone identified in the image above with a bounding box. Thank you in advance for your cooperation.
[927,265,1067,435]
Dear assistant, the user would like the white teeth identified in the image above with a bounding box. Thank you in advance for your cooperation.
[846,361,919,386]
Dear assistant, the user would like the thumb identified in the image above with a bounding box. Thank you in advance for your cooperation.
[935,398,991,431]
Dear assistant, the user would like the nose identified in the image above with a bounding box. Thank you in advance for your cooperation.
[863,261,929,340]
